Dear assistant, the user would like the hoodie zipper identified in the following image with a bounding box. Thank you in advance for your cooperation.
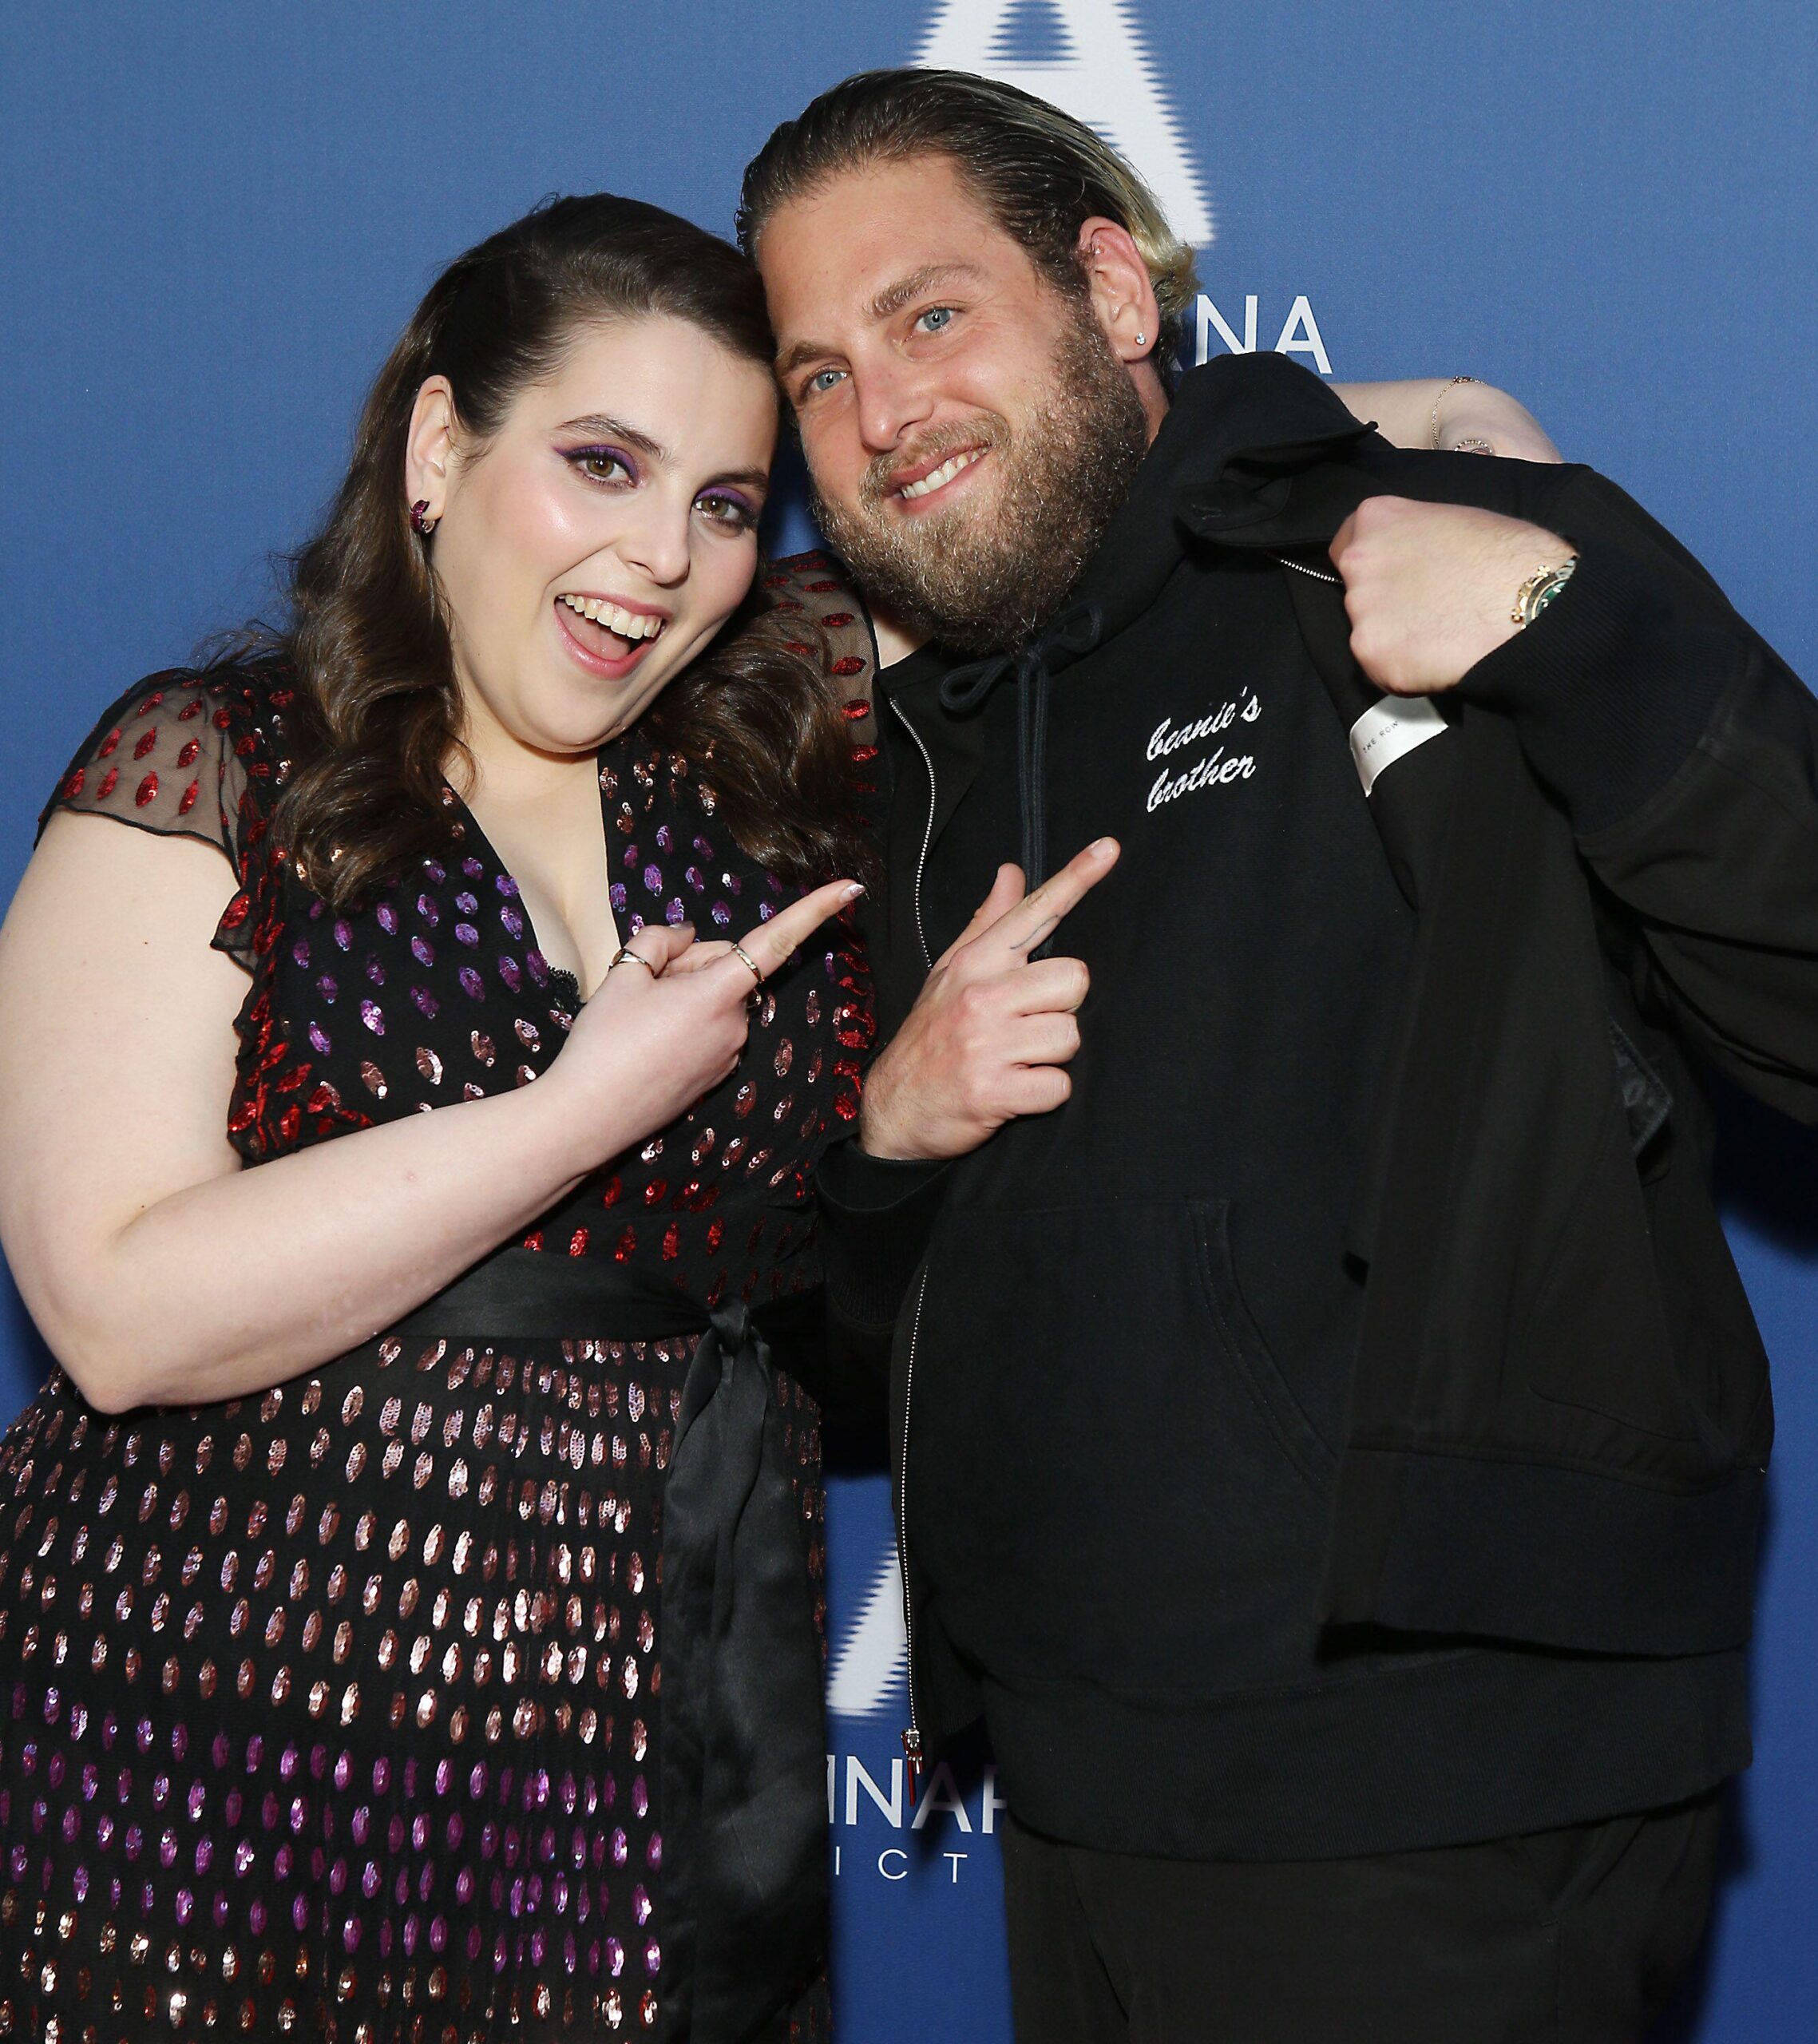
[897,1266,930,1784]
[887,698,938,971]
[883,694,936,1780]
[1275,554,1341,586]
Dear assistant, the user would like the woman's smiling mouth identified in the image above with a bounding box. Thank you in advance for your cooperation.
[554,592,669,673]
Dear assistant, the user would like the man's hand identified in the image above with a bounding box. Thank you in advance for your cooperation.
[1330,497,1574,695]
[859,838,1119,1162]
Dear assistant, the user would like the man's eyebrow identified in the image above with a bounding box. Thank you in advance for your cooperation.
[556,414,668,462]
[867,262,983,322]
[773,263,987,382]
[774,338,829,383]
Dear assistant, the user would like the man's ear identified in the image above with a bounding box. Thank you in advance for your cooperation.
[405,375,459,522]
[1075,216,1161,367]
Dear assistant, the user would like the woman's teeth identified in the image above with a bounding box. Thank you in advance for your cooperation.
[899,449,984,501]
[558,593,666,641]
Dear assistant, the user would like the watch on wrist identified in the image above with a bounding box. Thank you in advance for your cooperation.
[1511,554,1578,628]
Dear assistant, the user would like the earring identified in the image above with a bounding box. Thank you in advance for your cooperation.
[1134,331,1147,347]
[410,499,438,537]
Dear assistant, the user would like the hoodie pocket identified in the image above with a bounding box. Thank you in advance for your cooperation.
[1190,1199,1337,1499]
[908,1195,1341,1690]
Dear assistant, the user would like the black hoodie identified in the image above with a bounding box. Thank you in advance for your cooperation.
[809,353,1818,1859]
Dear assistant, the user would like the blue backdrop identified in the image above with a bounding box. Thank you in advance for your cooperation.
[2,2,1814,2036]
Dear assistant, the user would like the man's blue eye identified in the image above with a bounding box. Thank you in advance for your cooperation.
[809,369,845,395]
[917,307,955,334]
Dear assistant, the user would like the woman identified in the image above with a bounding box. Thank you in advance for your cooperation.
[0,195,868,2041]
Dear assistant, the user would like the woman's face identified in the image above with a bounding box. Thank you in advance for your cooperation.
[410,314,777,762]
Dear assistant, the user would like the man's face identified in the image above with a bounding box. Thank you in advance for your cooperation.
[757,154,1150,650]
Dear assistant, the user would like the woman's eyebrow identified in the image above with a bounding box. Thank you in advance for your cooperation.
[557,414,766,492]
[556,414,667,461]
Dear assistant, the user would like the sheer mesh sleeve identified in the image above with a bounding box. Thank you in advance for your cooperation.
[765,551,880,828]
[41,667,275,968]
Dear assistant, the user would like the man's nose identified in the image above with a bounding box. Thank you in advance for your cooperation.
[854,355,936,455]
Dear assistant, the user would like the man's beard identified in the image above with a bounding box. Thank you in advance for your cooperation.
[809,299,1151,654]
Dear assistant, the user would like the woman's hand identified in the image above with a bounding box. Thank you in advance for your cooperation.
[545,878,864,1155]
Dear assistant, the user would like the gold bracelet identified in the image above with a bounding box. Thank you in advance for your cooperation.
[1429,374,1479,450]
[1512,555,1579,628]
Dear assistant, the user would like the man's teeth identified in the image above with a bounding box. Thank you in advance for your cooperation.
[899,449,984,501]
[558,594,665,641]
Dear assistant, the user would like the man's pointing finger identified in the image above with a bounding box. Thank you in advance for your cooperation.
[999,838,1119,957]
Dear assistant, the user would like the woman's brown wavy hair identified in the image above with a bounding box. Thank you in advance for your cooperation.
[259,192,870,907]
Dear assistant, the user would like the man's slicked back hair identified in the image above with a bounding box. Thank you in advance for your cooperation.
[737,68,1202,379]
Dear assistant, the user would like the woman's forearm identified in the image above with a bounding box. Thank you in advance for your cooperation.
[1333,378,1563,462]
[50,1068,606,1412]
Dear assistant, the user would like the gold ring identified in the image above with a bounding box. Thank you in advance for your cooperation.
[608,945,656,976]
[730,942,764,988]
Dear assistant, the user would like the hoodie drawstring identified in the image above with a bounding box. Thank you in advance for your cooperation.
[940,599,1104,903]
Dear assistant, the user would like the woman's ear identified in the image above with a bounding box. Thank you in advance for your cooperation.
[1074,216,1161,366]
[404,375,458,521]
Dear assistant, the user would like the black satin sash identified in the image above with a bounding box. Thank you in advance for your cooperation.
[386,1247,830,2042]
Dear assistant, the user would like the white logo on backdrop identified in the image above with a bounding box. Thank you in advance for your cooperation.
[913,0,1214,245]
[827,1547,909,1718]
[909,0,1333,374]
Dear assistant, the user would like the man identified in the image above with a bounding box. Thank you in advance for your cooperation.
[740,69,1818,2042]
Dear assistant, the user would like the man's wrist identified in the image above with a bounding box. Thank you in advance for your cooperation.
[857,1094,935,1163]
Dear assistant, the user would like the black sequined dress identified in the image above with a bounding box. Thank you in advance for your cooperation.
[0,652,870,2041]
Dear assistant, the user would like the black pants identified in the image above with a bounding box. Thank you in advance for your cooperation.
[1001,1795,1724,2044]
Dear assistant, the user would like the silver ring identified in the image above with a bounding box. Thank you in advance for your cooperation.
[730,942,764,988]
[608,945,656,976]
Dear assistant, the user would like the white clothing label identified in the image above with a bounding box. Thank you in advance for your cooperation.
[1349,695,1449,797]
